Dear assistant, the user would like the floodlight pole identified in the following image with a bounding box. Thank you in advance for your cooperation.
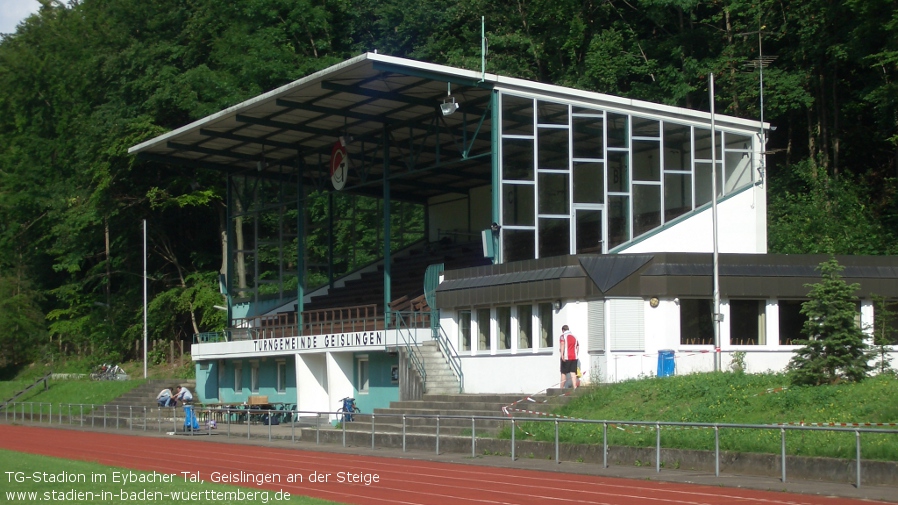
[143,219,148,379]
[709,74,721,372]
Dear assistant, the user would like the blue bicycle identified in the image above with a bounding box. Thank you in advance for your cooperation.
[337,397,360,422]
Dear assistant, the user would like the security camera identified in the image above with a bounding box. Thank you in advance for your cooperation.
[673,297,680,305]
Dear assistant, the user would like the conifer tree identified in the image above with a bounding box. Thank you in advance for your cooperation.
[788,257,871,385]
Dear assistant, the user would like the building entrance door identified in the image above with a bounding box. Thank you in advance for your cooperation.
[573,207,604,254]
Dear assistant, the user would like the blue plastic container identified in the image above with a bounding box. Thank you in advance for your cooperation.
[183,405,200,430]
[657,350,676,377]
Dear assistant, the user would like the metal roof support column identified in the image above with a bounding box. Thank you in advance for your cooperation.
[490,90,501,264]
[225,173,234,326]
[383,124,392,328]
[296,162,305,335]
[328,192,335,288]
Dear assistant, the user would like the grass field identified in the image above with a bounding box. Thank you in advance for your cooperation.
[0,449,338,505]
[506,371,898,461]
[4,362,897,461]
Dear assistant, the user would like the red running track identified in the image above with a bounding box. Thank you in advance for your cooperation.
[0,425,884,505]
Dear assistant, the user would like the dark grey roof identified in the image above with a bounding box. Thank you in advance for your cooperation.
[434,252,898,309]
[579,255,653,292]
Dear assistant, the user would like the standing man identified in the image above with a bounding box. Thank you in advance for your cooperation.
[559,325,580,389]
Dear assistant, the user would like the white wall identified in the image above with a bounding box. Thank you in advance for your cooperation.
[296,353,328,413]
[326,352,354,422]
[622,188,766,254]
[461,354,558,394]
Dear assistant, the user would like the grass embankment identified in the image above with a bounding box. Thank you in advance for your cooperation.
[0,450,337,505]
[1,359,194,414]
[512,372,898,461]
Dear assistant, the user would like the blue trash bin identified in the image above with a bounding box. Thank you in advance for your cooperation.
[183,405,200,431]
[657,350,676,377]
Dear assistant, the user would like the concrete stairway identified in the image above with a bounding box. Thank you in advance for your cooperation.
[300,389,582,446]
[79,379,196,426]
[417,340,461,395]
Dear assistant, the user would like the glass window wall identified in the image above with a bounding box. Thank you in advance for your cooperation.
[499,91,757,259]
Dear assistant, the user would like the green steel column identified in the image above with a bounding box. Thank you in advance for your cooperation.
[296,166,305,334]
[383,124,392,327]
[225,173,234,325]
[328,191,334,288]
[490,90,501,264]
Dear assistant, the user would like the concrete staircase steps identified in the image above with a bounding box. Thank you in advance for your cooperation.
[415,340,461,394]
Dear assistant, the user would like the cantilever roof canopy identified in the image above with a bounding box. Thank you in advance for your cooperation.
[129,53,766,203]
[129,53,498,203]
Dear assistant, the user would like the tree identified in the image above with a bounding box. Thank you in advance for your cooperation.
[787,257,872,385]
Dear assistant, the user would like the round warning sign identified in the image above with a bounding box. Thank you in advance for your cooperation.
[331,142,348,191]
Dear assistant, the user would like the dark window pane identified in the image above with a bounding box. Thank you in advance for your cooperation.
[538,172,569,215]
[633,140,660,182]
[779,300,807,345]
[503,184,535,226]
[576,209,603,254]
[633,184,660,237]
[537,101,568,125]
[503,229,535,262]
[730,300,766,345]
[664,172,692,221]
[502,95,533,135]
[608,195,629,249]
[539,218,570,257]
[680,299,713,345]
[694,127,722,161]
[663,123,691,171]
[608,113,629,148]
[573,115,604,159]
[632,117,659,137]
[607,151,629,193]
[538,128,569,170]
[502,138,534,180]
[573,162,604,204]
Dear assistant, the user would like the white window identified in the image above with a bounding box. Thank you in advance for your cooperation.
[539,303,554,348]
[234,363,243,393]
[458,310,472,351]
[276,360,287,393]
[358,356,369,394]
[250,361,259,393]
[517,304,533,350]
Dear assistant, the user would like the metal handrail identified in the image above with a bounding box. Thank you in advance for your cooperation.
[393,311,427,389]
[435,319,464,393]
[7,400,898,489]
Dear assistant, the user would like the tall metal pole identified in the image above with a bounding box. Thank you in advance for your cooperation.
[143,219,148,379]
[709,74,721,372]
[758,30,767,188]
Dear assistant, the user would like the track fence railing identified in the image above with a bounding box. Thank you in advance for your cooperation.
[3,401,896,489]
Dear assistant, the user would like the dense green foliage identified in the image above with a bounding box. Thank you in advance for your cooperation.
[0,0,896,369]
[512,372,898,460]
[788,257,872,385]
